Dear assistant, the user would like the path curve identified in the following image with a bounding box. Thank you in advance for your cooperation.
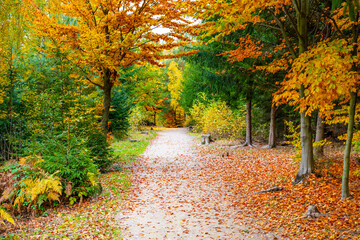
[116,128,260,239]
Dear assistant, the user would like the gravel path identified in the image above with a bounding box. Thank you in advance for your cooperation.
[116,128,267,239]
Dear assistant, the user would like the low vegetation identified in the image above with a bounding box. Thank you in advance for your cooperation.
[1,130,156,238]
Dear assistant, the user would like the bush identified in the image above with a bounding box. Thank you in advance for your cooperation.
[190,95,245,139]
[129,105,147,131]
[26,134,102,203]
[0,157,62,216]
[110,88,132,139]
[86,132,113,172]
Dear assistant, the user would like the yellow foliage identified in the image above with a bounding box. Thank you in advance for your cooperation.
[274,39,358,120]
[190,96,245,139]
[0,208,14,225]
[167,61,184,111]
[87,172,98,187]
[285,120,330,161]
[14,172,62,212]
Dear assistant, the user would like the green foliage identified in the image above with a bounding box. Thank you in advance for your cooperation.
[86,131,113,172]
[128,105,147,131]
[190,93,245,139]
[110,87,132,139]
[26,134,101,200]
[129,64,168,126]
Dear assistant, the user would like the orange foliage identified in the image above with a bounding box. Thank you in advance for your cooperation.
[274,39,359,119]
[24,0,196,89]
[220,36,271,63]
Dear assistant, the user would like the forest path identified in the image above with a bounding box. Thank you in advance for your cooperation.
[116,128,264,239]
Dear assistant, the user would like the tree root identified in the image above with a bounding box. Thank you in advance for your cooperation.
[256,186,283,194]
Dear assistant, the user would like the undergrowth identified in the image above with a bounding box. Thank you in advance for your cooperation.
[1,130,157,239]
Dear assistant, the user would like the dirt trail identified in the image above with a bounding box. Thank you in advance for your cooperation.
[116,128,271,239]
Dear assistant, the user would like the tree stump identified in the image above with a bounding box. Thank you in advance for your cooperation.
[305,205,327,218]
[188,125,193,132]
[201,134,211,145]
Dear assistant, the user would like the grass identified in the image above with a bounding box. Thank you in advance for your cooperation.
[1,130,157,239]
[112,130,157,165]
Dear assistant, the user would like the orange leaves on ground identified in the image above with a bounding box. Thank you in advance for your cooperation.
[199,143,360,239]
[273,39,359,119]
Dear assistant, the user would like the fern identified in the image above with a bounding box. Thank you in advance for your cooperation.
[14,172,62,213]
[87,172,98,186]
[0,208,14,225]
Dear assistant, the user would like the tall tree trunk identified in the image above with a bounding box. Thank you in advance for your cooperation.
[244,99,252,146]
[293,0,314,184]
[314,114,325,159]
[268,105,276,148]
[101,69,113,139]
[294,109,314,183]
[342,13,359,199]
[342,92,357,199]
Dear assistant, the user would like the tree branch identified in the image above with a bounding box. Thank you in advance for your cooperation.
[315,2,349,42]
[253,22,281,31]
[282,4,301,38]
[269,10,297,59]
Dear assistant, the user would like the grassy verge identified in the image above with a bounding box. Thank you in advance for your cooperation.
[112,130,157,166]
[2,131,157,239]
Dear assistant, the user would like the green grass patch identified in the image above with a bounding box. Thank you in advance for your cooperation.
[112,130,157,165]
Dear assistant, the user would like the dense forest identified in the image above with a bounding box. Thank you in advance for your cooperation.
[1,0,360,238]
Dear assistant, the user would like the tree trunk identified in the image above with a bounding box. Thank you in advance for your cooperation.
[342,92,357,199]
[314,114,325,159]
[243,99,252,146]
[101,69,113,139]
[153,112,156,126]
[342,14,359,199]
[294,109,314,183]
[293,0,314,184]
[268,105,276,148]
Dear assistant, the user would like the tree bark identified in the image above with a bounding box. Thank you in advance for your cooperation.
[294,108,314,183]
[293,0,314,184]
[268,105,277,148]
[342,92,357,199]
[101,69,113,139]
[243,99,252,146]
[342,13,359,199]
[314,114,325,159]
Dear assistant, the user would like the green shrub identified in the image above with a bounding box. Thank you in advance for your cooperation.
[110,88,132,139]
[86,132,113,172]
[0,157,62,216]
[26,134,102,202]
